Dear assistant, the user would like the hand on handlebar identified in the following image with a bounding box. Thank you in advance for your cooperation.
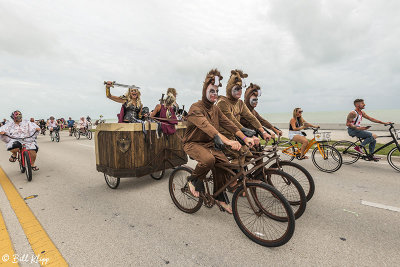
[226,140,242,151]
[262,132,272,141]
[244,137,254,148]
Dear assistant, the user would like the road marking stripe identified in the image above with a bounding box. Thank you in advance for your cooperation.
[0,167,68,266]
[0,209,17,266]
[361,200,400,212]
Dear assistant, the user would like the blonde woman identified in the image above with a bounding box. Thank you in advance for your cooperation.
[289,108,319,159]
[105,81,143,123]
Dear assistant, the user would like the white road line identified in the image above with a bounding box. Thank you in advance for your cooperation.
[75,143,95,148]
[361,200,400,212]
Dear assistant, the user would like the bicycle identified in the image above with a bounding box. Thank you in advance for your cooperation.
[49,127,60,142]
[276,127,343,173]
[332,123,400,172]
[169,138,296,247]
[3,132,38,182]
[75,126,92,140]
[40,126,46,135]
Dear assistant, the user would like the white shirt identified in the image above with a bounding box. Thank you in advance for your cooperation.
[0,120,39,150]
[48,120,58,128]
[79,119,87,127]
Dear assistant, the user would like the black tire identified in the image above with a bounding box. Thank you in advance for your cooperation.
[23,151,32,182]
[311,144,342,173]
[388,147,400,172]
[270,161,315,202]
[332,140,360,165]
[87,131,93,140]
[276,141,295,161]
[18,152,25,173]
[76,131,80,140]
[169,166,203,214]
[104,173,120,189]
[150,170,165,180]
[262,169,307,220]
[50,132,54,142]
[56,132,60,142]
[232,182,295,247]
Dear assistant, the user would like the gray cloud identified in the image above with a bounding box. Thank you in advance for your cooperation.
[0,0,399,121]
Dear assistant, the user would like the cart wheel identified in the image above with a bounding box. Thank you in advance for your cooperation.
[104,173,120,189]
[150,170,165,180]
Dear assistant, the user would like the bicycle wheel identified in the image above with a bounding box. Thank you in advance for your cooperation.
[18,152,25,173]
[388,147,400,172]
[169,166,203,213]
[312,144,342,173]
[232,182,295,247]
[56,132,60,142]
[76,131,80,140]
[150,170,165,180]
[87,131,93,140]
[332,141,360,165]
[104,173,120,189]
[270,161,315,201]
[23,151,32,182]
[263,169,306,220]
[276,141,295,161]
[50,132,54,142]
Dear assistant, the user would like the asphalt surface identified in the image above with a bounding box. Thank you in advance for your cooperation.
[0,131,399,266]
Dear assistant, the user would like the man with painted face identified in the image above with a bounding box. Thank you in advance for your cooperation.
[216,70,270,154]
[183,69,254,214]
[0,110,40,171]
[241,84,282,138]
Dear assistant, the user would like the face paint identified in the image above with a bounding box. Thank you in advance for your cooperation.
[231,85,242,99]
[250,96,258,107]
[206,84,219,103]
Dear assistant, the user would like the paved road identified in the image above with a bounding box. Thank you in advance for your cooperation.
[0,131,399,266]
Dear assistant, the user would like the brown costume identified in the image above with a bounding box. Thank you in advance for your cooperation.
[216,70,262,140]
[241,84,274,130]
[183,69,239,201]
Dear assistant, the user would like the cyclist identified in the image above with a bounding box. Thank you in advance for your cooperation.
[346,99,391,161]
[67,117,75,136]
[39,119,46,134]
[289,108,319,160]
[183,69,254,214]
[47,116,60,135]
[150,92,178,135]
[78,117,88,134]
[0,110,40,171]
[241,84,282,138]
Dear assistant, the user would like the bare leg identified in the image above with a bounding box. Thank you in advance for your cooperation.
[292,135,309,158]
[29,151,37,166]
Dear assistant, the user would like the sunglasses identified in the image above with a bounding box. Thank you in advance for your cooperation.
[298,110,303,113]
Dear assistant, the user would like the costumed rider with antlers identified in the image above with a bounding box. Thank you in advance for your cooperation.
[216,70,270,161]
[241,84,282,138]
[183,69,254,214]
[105,81,145,123]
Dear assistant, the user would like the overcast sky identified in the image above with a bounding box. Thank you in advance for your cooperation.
[1,0,399,120]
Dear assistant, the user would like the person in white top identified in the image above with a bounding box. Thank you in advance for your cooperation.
[78,117,88,133]
[346,99,391,161]
[0,110,40,170]
[46,116,60,134]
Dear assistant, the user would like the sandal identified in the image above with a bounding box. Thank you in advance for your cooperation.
[9,155,17,162]
[32,166,39,171]
[298,155,309,160]
[217,201,233,214]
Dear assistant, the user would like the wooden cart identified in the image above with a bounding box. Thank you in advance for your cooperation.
[94,122,187,188]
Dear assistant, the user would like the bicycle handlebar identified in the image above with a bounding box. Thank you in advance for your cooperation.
[2,131,39,140]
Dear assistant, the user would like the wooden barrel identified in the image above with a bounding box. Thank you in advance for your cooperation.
[94,122,187,178]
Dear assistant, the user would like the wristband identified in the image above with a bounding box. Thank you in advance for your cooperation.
[242,136,247,141]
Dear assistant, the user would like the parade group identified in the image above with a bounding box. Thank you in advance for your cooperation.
[0,68,391,214]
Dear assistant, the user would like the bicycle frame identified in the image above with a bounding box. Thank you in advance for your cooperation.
[281,137,330,159]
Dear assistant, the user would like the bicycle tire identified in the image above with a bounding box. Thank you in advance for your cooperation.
[232,182,295,247]
[388,147,400,172]
[263,169,307,220]
[104,173,120,189]
[50,132,54,142]
[169,166,203,214]
[76,131,80,140]
[276,141,295,161]
[270,161,315,201]
[332,140,360,165]
[18,152,25,173]
[23,151,32,182]
[56,132,60,142]
[311,144,342,173]
[87,131,92,140]
[150,170,165,180]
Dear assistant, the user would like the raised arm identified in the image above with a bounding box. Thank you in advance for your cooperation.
[105,81,126,104]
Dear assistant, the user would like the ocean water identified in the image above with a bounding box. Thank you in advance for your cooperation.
[261,109,400,124]
[103,109,400,124]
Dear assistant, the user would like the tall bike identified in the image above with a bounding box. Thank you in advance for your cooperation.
[276,128,342,173]
[332,123,400,172]
[4,132,38,182]
[169,139,296,247]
